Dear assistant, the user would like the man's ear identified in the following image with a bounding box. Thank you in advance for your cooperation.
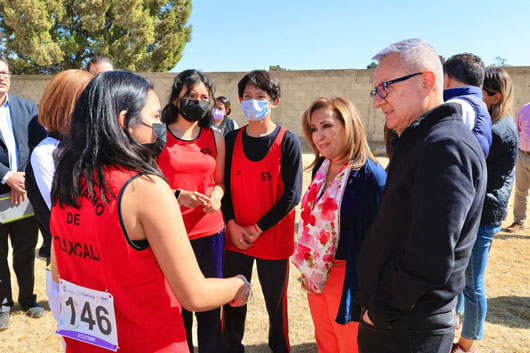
[423,71,437,92]
[443,73,451,90]
[239,97,242,103]
[271,97,280,109]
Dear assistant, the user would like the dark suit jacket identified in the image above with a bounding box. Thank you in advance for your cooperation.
[0,94,46,194]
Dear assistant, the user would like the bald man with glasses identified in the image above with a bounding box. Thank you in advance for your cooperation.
[356,39,487,353]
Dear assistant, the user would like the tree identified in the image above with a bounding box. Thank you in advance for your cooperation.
[0,0,192,74]
[438,55,446,64]
[366,61,377,69]
[269,65,288,71]
[491,56,509,67]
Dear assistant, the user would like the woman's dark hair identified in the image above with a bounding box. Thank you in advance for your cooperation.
[51,71,164,208]
[215,96,231,115]
[237,70,281,101]
[161,69,215,128]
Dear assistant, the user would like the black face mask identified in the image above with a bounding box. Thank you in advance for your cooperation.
[178,99,210,122]
[140,122,167,157]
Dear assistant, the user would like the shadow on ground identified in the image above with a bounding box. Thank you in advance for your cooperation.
[494,232,529,241]
[486,296,530,329]
[242,343,317,352]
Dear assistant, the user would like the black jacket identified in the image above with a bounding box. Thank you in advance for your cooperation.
[481,116,518,226]
[0,95,46,194]
[356,102,487,329]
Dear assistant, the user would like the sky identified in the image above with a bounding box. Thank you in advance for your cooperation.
[172,0,530,73]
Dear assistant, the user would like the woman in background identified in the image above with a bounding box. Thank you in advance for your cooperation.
[294,97,386,353]
[452,67,518,353]
[25,69,93,323]
[158,69,226,353]
[210,96,238,136]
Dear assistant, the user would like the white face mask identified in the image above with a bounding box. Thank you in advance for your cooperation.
[240,99,270,121]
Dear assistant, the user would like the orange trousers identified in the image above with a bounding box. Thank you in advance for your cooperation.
[307,262,359,353]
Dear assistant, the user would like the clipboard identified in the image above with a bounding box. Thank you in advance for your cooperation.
[0,193,34,224]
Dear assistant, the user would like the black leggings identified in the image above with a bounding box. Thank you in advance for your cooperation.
[222,250,290,353]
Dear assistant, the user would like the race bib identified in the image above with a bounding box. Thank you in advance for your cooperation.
[57,279,118,351]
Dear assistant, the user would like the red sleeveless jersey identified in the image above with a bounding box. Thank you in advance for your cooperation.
[158,127,224,239]
[51,167,188,353]
[226,127,295,259]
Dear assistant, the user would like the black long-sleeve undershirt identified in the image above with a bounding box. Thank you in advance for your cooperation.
[221,125,302,232]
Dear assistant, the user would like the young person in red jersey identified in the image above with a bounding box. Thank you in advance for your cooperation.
[158,69,225,353]
[50,71,250,353]
[222,70,302,353]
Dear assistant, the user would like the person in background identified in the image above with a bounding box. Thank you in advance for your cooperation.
[25,69,94,323]
[443,53,492,158]
[158,69,226,353]
[357,39,487,353]
[222,70,302,353]
[50,71,249,352]
[294,97,385,353]
[452,67,518,353]
[0,57,47,330]
[211,96,239,136]
[505,102,530,232]
[86,55,114,75]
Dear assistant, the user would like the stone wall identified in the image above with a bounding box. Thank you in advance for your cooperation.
[9,67,530,148]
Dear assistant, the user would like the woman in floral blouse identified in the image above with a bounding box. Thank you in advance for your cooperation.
[294,97,386,353]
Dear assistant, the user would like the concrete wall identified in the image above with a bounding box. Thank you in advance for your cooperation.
[9,67,530,148]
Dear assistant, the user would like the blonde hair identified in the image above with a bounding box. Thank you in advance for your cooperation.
[39,69,94,136]
[301,97,376,171]
[483,67,513,123]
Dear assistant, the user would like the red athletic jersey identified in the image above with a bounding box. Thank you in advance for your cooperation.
[158,127,224,239]
[51,167,189,353]
[226,127,295,259]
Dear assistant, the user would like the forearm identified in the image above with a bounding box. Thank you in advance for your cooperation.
[184,276,245,312]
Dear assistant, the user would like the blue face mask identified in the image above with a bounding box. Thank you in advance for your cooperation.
[240,99,270,121]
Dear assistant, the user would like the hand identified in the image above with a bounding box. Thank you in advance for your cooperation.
[227,220,253,250]
[243,224,262,244]
[229,275,251,307]
[178,190,211,209]
[203,189,222,213]
[363,310,374,326]
[10,188,26,205]
[6,171,26,192]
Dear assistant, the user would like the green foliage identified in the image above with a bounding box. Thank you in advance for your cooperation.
[269,64,288,71]
[0,0,192,73]
[366,61,377,69]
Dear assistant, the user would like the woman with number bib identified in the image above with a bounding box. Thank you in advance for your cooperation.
[50,71,250,353]
[293,97,386,353]
[157,70,225,353]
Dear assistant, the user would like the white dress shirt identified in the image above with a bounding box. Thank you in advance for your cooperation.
[0,95,19,184]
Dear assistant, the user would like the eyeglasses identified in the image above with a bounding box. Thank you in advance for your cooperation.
[370,72,423,99]
[0,72,11,79]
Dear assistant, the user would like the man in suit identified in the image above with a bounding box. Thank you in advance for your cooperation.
[0,57,47,330]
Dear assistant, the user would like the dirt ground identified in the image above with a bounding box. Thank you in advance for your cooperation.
[1,155,529,353]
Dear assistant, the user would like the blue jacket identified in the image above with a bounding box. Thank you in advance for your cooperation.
[313,157,386,324]
[444,86,492,158]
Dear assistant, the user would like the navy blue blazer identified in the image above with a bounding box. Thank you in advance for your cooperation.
[0,94,46,194]
[312,157,386,324]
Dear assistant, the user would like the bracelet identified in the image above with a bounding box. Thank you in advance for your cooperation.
[235,274,252,301]
[174,189,182,200]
